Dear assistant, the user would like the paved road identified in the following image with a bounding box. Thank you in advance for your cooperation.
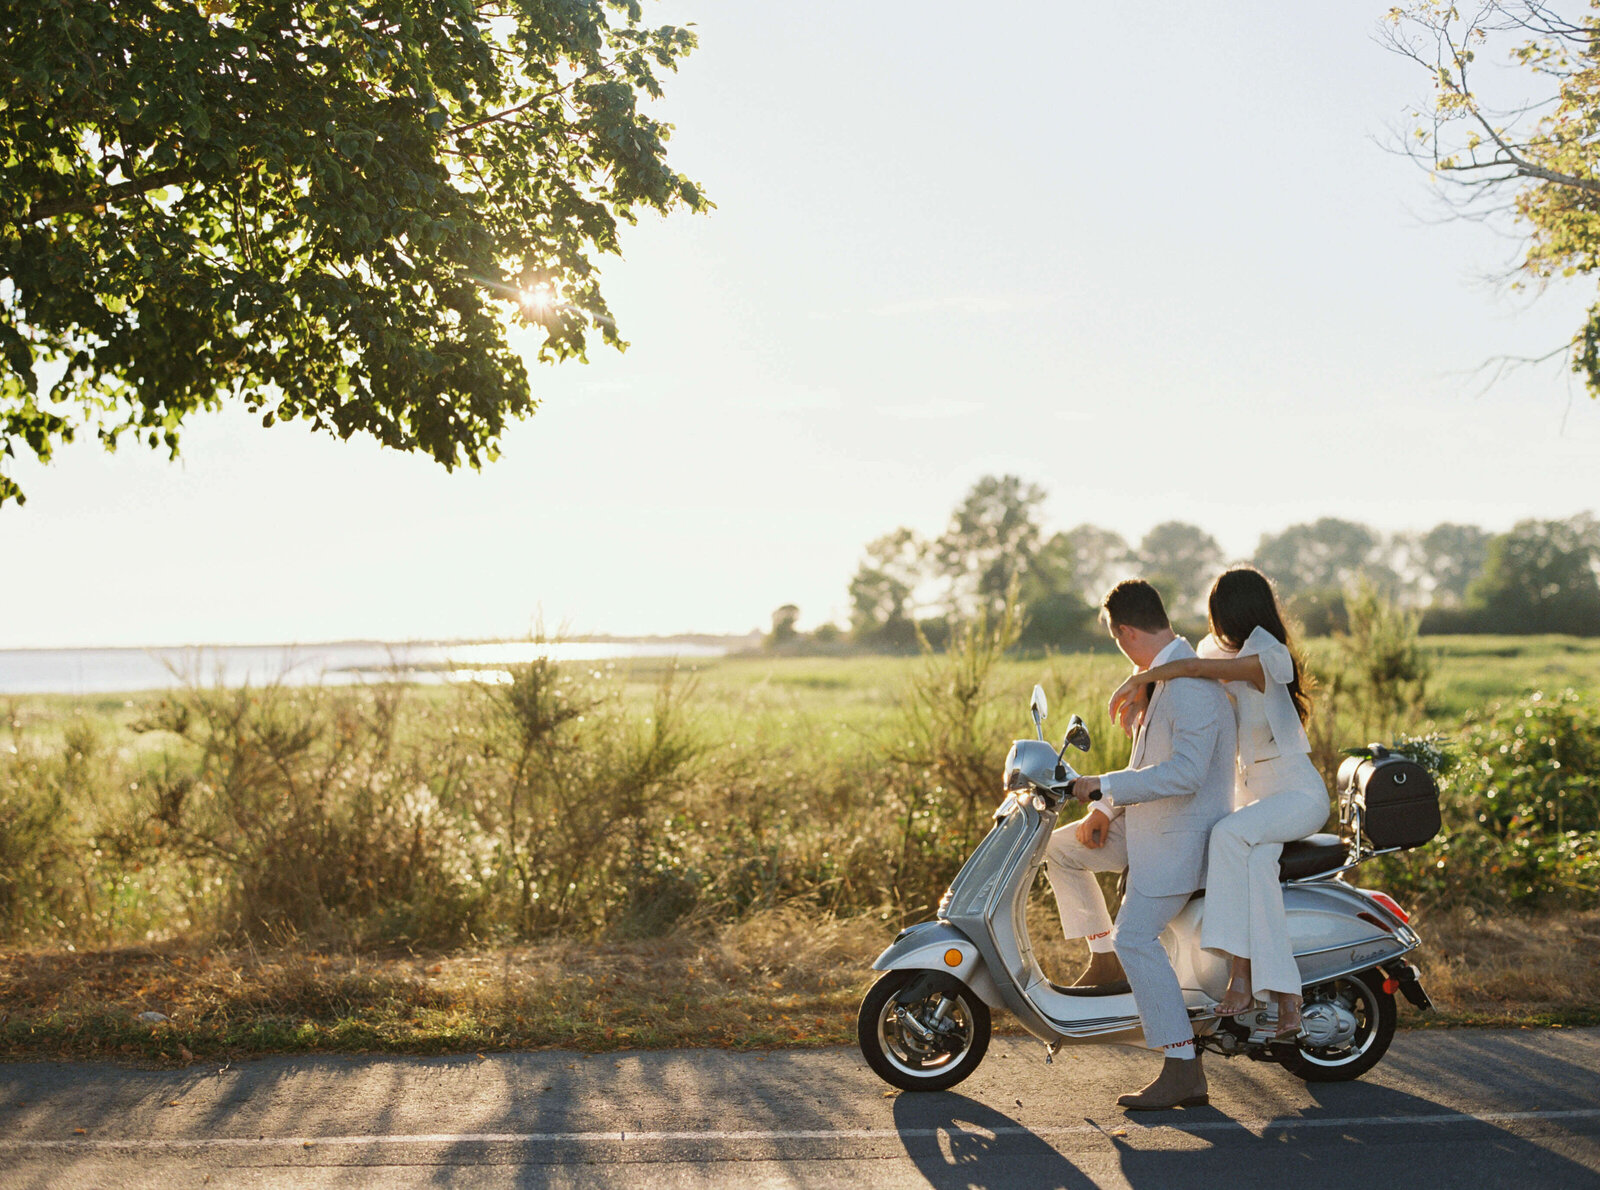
[3,1028,1600,1188]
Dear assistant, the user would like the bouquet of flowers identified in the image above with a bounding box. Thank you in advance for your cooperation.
[1342,733,1458,784]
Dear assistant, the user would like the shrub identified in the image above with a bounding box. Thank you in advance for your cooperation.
[1338,581,1432,743]
[121,682,492,946]
[880,600,1024,915]
[463,659,706,936]
[1369,690,1600,909]
[0,760,68,937]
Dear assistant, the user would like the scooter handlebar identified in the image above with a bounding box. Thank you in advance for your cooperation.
[1061,778,1101,802]
[1056,777,1094,802]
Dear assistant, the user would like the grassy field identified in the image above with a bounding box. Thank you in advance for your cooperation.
[618,631,1600,731]
[2,632,1597,1063]
[9,632,1597,760]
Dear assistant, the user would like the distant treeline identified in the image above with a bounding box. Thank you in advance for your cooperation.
[766,476,1600,650]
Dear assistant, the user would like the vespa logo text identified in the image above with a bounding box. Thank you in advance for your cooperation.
[1351,945,1389,966]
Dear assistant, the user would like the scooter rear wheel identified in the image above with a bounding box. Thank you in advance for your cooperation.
[858,969,991,1092]
[1276,968,1396,1083]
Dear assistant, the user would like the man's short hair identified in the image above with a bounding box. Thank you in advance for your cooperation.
[1100,579,1170,633]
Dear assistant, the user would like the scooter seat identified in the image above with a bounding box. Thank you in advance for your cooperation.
[1278,833,1349,880]
[1047,980,1133,997]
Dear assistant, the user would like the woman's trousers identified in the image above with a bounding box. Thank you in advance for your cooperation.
[1199,753,1330,1000]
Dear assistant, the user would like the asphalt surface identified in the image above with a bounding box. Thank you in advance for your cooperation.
[3,1027,1600,1189]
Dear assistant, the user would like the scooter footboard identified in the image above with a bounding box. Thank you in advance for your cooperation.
[871,921,1006,1009]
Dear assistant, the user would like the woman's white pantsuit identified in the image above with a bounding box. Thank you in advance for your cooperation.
[1197,626,1331,1001]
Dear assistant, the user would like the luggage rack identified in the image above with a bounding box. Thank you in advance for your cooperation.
[1284,801,1401,885]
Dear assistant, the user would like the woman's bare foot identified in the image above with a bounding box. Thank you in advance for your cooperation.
[1214,981,1254,1016]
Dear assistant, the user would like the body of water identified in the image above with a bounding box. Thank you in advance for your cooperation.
[0,639,732,696]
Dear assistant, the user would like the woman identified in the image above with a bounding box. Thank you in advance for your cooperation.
[1107,566,1328,1038]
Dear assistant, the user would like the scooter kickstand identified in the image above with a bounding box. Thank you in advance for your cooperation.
[1044,1041,1060,1065]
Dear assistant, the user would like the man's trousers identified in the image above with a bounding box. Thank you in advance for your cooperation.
[1045,817,1195,1052]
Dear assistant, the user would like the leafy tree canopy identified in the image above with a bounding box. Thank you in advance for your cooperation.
[848,526,925,649]
[848,479,1096,651]
[1408,521,1492,606]
[1138,520,1223,615]
[1062,522,1132,603]
[1018,530,1077,608]
[0,0,707,503]
[932,474,1046,621]
[1467,515,1600,634]
[767,603,799,646]
[1253,517,1387,596]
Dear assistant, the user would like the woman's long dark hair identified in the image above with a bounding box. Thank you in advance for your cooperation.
[1207,566,1311,724]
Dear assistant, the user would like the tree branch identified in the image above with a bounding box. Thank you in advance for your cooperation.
[1503,154,1600,196]
[18,166,194,224]
[442,59,618,138]
[1434,19,1600,197]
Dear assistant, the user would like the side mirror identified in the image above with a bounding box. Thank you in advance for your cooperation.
[1030,685,1048,741]
[1063,714,1091,753]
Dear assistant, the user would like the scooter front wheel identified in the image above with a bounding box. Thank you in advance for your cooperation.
[858,969,991,1092]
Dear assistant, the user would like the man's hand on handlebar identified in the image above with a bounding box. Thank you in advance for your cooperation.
[1068,775,1101,804]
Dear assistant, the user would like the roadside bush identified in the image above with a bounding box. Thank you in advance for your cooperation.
[1338,581,1432,744]
[1288,587,1349,638]
[0,709,197,945]
[461,659,706,937]
[0,760,69,937]
[880,601,1024,916]
[106,663,712,946]
[1368,690,1600,909]
[121,683,491,946]
[9,645,1593,953]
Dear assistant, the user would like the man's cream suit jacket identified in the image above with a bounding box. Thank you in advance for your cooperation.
[1097,637,1237,898]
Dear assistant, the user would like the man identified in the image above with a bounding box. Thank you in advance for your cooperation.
[1045,578,1236,1110]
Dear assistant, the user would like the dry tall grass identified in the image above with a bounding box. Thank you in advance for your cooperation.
[5,902,1594,1064]
[1421,906,1600,1024]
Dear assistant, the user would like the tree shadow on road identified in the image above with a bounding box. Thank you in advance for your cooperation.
[888,1069,1600,1190]
[1105,1078,1600,1190]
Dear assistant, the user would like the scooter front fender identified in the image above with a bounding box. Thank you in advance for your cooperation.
[871,920,1005,1009]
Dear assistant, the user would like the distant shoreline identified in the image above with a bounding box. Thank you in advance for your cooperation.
[0,637,758,697]
[0,632,763,655]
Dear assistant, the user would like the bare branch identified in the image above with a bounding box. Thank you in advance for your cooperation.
[1461,338,1578,399]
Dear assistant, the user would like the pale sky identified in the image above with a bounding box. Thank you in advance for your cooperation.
[3,1,1599,648]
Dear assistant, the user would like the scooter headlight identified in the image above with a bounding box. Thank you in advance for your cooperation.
[1003,739,1060,793]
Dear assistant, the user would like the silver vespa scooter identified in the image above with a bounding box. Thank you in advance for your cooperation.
[857,686,1432,1092]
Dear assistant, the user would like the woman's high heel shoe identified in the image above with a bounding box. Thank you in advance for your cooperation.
[1273,1000,1305,1040]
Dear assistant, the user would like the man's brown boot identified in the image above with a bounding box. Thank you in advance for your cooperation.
[1070,951,1126,987]
[1116,1056,1209,1111]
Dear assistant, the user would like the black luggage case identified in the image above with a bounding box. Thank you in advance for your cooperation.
[1336,746,1441,851]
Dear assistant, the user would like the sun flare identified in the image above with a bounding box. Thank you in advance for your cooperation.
[520,284,556,314]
